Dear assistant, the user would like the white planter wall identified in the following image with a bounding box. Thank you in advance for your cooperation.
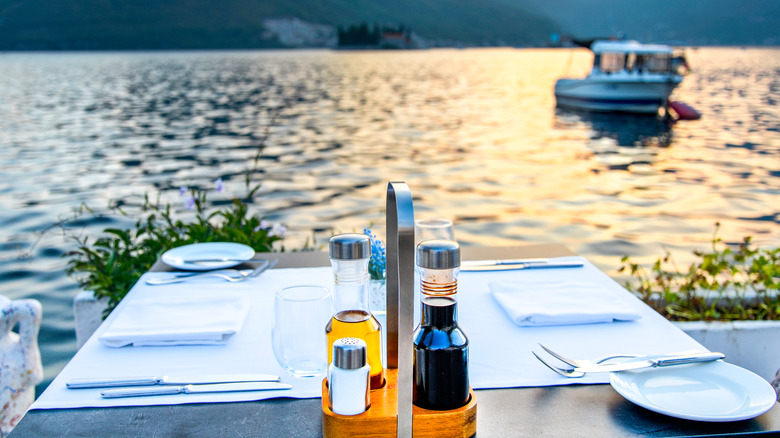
[675,320,780,382]
[73,291,109,349]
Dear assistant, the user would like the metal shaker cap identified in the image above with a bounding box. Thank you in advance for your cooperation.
[329,233,370,260]
[333,337,368,370]
[416,239,460,269]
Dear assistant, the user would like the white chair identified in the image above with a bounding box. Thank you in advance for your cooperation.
[0,296,43,438]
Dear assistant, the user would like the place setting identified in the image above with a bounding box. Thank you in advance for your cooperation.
[31,241,328,409]
[496,252,778,424]
[484,276,778,423]
[145,242,278,285]
[532,343,778,422]
[96,242,279,348]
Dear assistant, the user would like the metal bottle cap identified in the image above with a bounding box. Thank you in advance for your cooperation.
[329,233,370,260]
[333,337,368,370]
[416,239,460,269]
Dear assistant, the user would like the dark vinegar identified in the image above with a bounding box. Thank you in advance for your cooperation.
[412,296,469,410]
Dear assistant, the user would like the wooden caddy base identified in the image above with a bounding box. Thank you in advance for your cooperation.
[321,369,477,438]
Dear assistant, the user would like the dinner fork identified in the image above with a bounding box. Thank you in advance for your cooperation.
[146,270,248,285]
[538,344,640,369]
[534,344,709,378]
[532,347,642,378]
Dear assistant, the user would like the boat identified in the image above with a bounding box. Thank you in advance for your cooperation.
[554,40,688,114]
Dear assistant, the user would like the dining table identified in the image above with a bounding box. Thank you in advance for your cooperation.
[10,244,780,437]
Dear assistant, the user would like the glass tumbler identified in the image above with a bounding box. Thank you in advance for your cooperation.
[415,218,455,245]
[272,285,333,378]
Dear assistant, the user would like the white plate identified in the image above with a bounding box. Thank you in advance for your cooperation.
[161,242,255,271]
[610,360,777,422]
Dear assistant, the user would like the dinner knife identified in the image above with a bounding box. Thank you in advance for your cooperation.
[460,260,584,272]
[145,259,277,285]
[101,382,292,398]
[571,352,725,373]
[461,258,550,267]
[67,373,281,389]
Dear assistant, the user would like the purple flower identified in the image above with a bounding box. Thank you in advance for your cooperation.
[214,178,224,193]
[179,186,188,196]
[269,223,287,238]
[182,195,196,210]
[255,220,273,233]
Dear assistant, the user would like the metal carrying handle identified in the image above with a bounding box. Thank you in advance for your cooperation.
[386,182,415,438]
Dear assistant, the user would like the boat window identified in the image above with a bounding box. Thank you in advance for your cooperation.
[635,55,646,73]
[646,54,671,73]
[626,53,637,72]
[600,52,625,73]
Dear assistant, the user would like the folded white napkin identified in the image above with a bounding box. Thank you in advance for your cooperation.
[99,290,251,347]
[489,280,641,326]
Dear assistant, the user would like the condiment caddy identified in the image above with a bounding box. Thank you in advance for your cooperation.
[321,182,477,438]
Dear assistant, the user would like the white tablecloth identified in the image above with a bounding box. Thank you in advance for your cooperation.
[33,257,705,409]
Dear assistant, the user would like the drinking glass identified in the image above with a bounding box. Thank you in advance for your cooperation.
[415,218,455,245]
[272,285,333,378]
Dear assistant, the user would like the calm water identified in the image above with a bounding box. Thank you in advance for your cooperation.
[1,48,779,393]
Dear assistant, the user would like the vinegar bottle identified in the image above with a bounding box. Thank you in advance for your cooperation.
[413,239,470,410]
[325,233,386,389]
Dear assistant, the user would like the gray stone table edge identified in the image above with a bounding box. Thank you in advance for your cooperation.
[10,244,780,437]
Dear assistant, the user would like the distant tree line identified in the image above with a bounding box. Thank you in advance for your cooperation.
[337,23,410,47]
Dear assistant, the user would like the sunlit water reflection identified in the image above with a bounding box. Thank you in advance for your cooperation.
[1,47,778,393]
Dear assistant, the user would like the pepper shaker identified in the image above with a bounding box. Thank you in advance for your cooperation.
[328,337,371,416]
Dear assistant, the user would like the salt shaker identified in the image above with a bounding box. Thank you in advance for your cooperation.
[328,337,371,416]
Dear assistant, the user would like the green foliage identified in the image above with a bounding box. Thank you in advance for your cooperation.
[619,224,780,321]
[65,191,285,317]
[337,23,411,47]
[337,23,381,46]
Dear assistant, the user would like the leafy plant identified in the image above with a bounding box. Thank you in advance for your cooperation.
[65,182,287,316]
[619,223,780,321]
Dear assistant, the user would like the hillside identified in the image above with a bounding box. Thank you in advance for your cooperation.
[513,0,780,46]
[1,0,776,50]
[0,0,559,50]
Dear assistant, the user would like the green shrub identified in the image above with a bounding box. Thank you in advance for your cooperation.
[619,224,780,321]
[65,185,286,317]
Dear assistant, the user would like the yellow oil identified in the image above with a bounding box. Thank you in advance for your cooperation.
[326,309,385,389]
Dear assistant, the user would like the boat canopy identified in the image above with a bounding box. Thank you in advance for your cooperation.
[591,40,674,55]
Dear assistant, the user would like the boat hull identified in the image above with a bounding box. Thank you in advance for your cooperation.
[554,76,682,113]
